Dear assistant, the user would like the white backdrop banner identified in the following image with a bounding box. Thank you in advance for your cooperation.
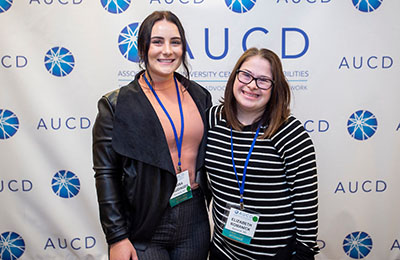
[1,0,399,259]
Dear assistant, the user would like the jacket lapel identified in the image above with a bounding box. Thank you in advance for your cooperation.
[111,71,210,175]
[112,72,175,174]
[184,76,209,170]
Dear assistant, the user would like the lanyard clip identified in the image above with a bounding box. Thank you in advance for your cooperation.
[240,194,244,210]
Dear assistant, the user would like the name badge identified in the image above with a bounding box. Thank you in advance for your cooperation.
[169,170,192,207]
[222,207,259,245]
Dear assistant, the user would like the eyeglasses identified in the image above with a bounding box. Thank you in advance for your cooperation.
[236,70,274,90]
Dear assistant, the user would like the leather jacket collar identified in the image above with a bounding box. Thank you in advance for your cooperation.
[111,71,209,175]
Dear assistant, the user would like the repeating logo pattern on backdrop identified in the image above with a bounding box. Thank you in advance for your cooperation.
[0,231,25,260]
[0,0,12,13]
[0,109,19,140]
[225,0,256,13]
[44,47,75,77]
[1,1,397,260]
[347,110,378,141]
[101,0,131,14]
[51,170,80,199]
[118,23,140,62]
[352,0,383,13]
[343,231,373,259]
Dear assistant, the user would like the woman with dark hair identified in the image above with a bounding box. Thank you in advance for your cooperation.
[92,11,212,260]
[206,48,319,259]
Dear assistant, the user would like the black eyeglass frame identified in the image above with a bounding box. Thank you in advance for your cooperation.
[235,70,274,90]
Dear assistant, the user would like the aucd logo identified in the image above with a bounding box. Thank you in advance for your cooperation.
[0,0,12,13]
[225,0,256,13]
[0,231,25,260]
[0,109,19,140]
[343,231,373,259]
[44,47,75,77]
[352,0,383,13]
[101,0,130,14]
[347,110,377,141]
[51,170,80,198]
[118,23,139,62]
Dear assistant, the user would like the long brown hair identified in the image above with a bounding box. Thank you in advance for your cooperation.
[222,48,291,139]
[137,10,190,87]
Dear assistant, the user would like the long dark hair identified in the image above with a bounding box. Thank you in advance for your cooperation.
[137,10,190,87]
[222,48,291,139]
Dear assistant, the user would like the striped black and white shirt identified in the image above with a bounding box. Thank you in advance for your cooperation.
[205,105,319,259]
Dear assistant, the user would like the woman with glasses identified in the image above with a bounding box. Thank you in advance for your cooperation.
[205,48,319,259]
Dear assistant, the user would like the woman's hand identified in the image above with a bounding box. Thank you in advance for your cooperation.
[110,238,138,260]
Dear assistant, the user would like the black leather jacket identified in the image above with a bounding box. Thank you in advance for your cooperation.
[92,71,212,245]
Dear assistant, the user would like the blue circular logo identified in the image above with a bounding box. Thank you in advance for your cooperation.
[352,0,383,13]
[0,109,19,140]
[118,23,140,62]
[0,232,25,260]
[44,47,75,77]
[101,0,130,14]
[347,110,377,140]
[343,231,373,259]
[225,0,256,13]
[0,0,13,14]
[51,170,81,198]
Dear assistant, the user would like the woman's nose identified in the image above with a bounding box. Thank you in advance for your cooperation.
[247,79,258,89]
[162,43,172,55]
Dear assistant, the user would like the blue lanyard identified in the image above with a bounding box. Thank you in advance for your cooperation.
[230,126,261,210]
[143,73,184,172]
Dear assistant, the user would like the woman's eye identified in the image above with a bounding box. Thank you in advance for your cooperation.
[171,40,182,45]
[151,40,163,45]
[243,72,252,79]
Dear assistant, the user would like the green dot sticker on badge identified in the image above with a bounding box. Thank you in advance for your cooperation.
[222,207,260,245]
[169,170,193,207]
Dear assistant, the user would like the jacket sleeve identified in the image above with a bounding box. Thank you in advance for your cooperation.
[272,117,319,259]
[92,92,130,245]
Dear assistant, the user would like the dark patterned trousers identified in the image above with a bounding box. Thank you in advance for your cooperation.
[133,188,211,260]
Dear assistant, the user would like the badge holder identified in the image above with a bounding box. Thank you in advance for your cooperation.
[222,204,260,245]
[169,170,193,207]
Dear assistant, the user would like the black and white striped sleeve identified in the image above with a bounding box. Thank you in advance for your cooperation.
[271,116,319,256]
